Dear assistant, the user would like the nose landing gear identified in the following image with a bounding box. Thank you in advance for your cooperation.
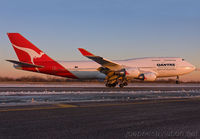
[176,76,180,84]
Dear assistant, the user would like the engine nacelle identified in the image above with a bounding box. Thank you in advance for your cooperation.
[126,68,140,78]
[138,72,157,81]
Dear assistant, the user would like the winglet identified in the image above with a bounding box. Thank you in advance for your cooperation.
[78,48,94,57]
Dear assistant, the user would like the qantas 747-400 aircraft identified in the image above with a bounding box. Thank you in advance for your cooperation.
[7,33,196,88]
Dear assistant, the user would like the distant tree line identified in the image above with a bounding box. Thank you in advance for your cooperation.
[0,76,199,83]
[0,76,67,82]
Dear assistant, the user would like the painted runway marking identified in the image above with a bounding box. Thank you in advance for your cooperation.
[0,104,78,112]
[56,104,77,108]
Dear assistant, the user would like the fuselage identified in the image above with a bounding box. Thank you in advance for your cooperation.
[59,57,196,79]
[7,33,196,84]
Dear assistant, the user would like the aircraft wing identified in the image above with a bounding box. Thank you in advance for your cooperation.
[78,48,123,71]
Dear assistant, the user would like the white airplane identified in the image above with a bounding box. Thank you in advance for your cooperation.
[7,33,196,88]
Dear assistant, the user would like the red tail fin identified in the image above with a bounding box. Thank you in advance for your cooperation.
[7,33,49,64]
[7,33,77,79]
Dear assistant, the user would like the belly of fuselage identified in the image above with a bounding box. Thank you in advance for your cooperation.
[156,66,193,77]
[70,70,106,79]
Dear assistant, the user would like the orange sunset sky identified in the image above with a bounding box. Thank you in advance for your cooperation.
[0,0,200,81]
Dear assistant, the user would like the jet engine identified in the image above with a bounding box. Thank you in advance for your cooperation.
[138,72,157,81]
[126,68,140,79]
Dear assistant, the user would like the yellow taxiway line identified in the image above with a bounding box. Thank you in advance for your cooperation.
[0,104,77,112]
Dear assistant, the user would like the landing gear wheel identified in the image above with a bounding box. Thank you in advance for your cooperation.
[123,82,128,86]
[106,84,112,88]
[106,83,117,88]
[111,83,117,88]
[119,84,124,88]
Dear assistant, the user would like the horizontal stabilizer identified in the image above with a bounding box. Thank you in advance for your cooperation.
[6,60,44,68]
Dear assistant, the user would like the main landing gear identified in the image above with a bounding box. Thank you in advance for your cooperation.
[119,82,128,88]
[97,67,128,88]
[118,77,128,88]
[105,71,128,88]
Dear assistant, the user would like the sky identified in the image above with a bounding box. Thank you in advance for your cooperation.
[0,0,200,81]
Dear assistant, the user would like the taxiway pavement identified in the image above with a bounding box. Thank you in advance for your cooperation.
[0,98,200,139]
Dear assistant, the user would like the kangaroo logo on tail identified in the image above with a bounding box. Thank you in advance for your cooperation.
[12,44,44,71]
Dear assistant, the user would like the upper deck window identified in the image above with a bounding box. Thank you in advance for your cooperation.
[164,60,176,61]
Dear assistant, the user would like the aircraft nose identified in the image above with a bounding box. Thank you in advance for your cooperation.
[192,65,196,71]
[186,64,196,72]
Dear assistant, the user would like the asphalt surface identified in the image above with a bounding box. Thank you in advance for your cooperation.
[0,86,200,92]
[0,98,200,139]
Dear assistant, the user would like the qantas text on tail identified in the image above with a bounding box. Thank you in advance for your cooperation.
[7,33,196,88]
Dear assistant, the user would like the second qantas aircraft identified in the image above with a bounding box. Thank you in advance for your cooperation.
[7,33,196,88]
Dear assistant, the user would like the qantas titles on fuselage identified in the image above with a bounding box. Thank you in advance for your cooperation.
[6,33,196,87]
[157,63,175,67]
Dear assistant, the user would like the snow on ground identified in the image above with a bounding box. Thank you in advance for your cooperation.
[0,90,200,95]
[0,90,200,106]
[0,83,200,106]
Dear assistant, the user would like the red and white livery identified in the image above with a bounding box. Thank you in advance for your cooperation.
[7,33,196,87]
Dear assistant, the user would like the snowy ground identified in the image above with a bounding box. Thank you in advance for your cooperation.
[0,90,200,106]
[0,83,200,106]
